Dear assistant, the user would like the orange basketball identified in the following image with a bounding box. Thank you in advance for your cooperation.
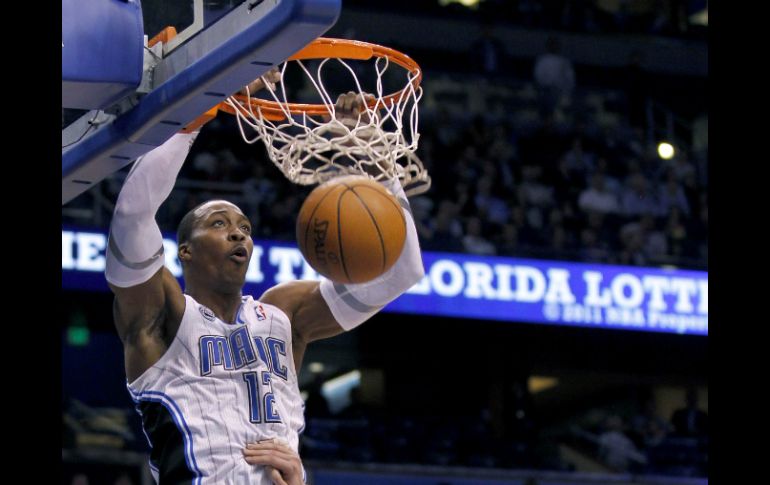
[296,175,407,284]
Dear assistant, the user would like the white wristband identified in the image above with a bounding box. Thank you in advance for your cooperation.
[320,178,424,330]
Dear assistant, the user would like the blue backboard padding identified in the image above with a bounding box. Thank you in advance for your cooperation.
[62,0,144,110]
[62,0,341,201]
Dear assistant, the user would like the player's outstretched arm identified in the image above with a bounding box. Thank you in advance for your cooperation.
[107,77,280,380]
[106,133,197,380]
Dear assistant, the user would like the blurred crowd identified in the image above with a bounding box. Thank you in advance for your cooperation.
[581,388,708,476]
[299,385,708,477]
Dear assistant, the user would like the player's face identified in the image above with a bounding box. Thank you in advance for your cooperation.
[185,201,254,287]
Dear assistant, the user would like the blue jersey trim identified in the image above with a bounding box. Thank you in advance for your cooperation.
[127,385,203,484]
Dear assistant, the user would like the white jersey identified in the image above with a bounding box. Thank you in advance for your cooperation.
[126,294,305,484]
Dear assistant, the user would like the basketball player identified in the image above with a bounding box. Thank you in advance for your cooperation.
[104,76,425,484]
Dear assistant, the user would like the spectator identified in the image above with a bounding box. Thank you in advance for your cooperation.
[579,228,610,263]
[463,217,497,256]
[212,147,242,182]
[578,173,620,214]
[618,226,647,266]
[533,36,575,117]
[549,225,570,256]
[630,397,671,449]
[561,136,596,175]
[495,223,520,256]
[585,211,617,248]
[681,170,701,218]
[410,196,436,242]
[546,208,573,255]
[518,166,554,209]
[597,415,646,472]
[659,170,691,217]
[259,192,300,239]
[594,157,623,196]
[620,173,662,217]
[475,175,510,225]
[472,25,506,76]
[510,205,544,247]
[427,200,464,253]
[664,207,688,259]
[671,388,708,438]
[188,150,218,180]
[241,162,278,219]
[619,214,668,262]
[553,156,584,206]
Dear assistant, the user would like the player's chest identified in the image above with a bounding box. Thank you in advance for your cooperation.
[189,304,293,379]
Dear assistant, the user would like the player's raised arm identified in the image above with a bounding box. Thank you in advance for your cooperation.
[105,132,197,379]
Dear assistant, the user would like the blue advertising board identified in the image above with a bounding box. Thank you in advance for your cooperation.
[62,229,708,336]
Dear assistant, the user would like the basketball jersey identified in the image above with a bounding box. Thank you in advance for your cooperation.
[126,294,306,484]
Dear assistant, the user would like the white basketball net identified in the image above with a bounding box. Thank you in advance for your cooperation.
[224,55,431,196]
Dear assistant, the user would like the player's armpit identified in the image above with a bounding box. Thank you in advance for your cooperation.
[110,268,185,339]
[110,267,186,381]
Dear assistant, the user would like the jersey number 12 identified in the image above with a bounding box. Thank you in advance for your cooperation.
[243,371,282,423]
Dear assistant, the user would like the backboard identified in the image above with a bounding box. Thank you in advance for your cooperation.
[62,0,341,204]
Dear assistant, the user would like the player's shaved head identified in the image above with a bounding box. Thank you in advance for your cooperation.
[177,200,244,245]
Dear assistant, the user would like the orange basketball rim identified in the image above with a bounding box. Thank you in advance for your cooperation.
[218,37,423,120]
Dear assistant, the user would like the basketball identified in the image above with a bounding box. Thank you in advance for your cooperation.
[296,175,407,284]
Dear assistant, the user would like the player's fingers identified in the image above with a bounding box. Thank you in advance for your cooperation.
[243,445,294,456]
[355,92,373,110]
[243,448,298,464]
[242,451,286,467]
[340,92,350,112]
[266,67,282,83]
[344,91,357,112]
[243,454,300,481]
[242,449,295,467]
[245,439,285,450]
[348,93,360,111]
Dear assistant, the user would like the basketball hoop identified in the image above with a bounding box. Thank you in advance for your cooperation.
[218,38,431,196]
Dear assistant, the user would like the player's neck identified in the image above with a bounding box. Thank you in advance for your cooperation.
[185,285,244,324]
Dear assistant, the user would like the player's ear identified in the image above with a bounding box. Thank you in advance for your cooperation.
[179,243,192,263]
